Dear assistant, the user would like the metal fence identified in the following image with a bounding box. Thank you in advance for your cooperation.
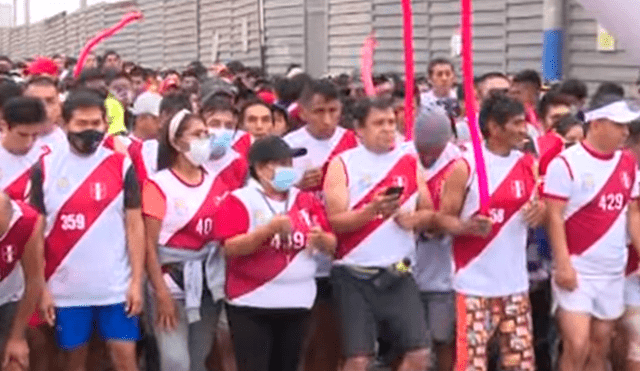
[0,0,638,89]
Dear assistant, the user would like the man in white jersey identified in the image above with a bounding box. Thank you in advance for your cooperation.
[23,76,67,149]
[324,97,435,371]
[284,79,357,371]
[544,95,640,371]
[29,90,145,371]
[420,58,457,108]
[0,97,48,201]
[412,104,461,371]
[0,192,44,371]
[437,94,545,371]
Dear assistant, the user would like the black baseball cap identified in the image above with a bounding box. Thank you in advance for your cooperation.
[248,135,307,165]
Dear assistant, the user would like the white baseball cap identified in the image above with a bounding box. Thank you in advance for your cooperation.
[131,92,162,117]
[585,99,640,124]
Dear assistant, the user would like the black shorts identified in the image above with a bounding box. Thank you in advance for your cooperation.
[330,266,428,358]
[315,277,333,305]
[0,301,17,352]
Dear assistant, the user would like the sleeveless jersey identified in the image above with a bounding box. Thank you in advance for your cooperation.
[334,145,419,267]
[544,143,639,277]
[284,126,358,277]
[148,150,247,251]
[453,145,536,297]
[214,180,330,309]
[231,130,252,159]
[0,143,49,201]
[412,142,462,292]
[41,144,133,307]
[116,135,150,184]
[0,201,39,306]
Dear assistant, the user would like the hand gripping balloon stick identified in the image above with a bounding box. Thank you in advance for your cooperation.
[460,0,490,215]
[73,11,144,78]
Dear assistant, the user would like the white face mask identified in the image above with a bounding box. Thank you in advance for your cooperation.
[184,137,211,166]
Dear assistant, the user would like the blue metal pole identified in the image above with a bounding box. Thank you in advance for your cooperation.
[542,0,563,82]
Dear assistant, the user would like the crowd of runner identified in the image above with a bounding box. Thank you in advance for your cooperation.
[1,50,640,371]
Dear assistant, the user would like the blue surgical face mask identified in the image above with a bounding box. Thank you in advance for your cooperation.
[209,128,233,160]
[271,166,304,192]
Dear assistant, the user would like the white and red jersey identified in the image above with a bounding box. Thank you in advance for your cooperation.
[544,143,639,277]
[140,139,160,178]
[283,126,358,277]
[0,201,39,306]
[334,145,419,267]
[40,145,133,307]
[0,143,49,201]
[116,135,151,184]
[36,126,67,150]
[231,130,252,159]
[284,126,358,195]
[148,151,248,251]
[214,180,331,309]
[453,146,536,297]
[413,142,462,292]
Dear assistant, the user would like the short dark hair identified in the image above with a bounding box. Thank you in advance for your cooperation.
[104,69,131,85]
[62,89,106,123]
[0,56,12,64]
[478,93,525,137]
[239,99,273,129]
[226,61,246,75]
[554,113,583,137]
[103,50,120,60]
[129,66,147,79]
[476,72,509,87]
[628,118,640,143]
[588,93,623,111]
[512,69,542,89]
[25,75,58,91]
[77,68,105,85]
[201,95,237,116]
[299,79,340,107]
[558,79,588,100]
[352,97,395,128]
[159,93,191,117]
[537,91,574,120]
[593,82,624,101]
[0,79,21,109]
[428,58,454,76]
[2,97,46,128]
[274,76,308,105]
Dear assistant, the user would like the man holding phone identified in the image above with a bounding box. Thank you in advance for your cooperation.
[324,97,435,371]
[283,79,357,371]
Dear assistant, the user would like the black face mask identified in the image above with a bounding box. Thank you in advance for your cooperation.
[67,129,105,155]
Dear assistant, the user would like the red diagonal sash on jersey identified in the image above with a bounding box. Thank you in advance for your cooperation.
[127,139,148,183]
[453,156,536,271]
[318,130,358,192]
[336,155,418,259]
[226,192,322,300]
[0,202,38,281]
[165,162,243,250]
[44,154,125,279]
[427,159,458,211]
[3,170,31,201]
[565,153,636,256]
[232,132,252,158]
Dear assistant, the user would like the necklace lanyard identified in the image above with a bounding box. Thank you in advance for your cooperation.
[257,190,289,216]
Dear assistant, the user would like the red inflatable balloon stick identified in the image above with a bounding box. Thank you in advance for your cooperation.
[401,0,415,140]
[360,33,377,97]
[73,11,144,78]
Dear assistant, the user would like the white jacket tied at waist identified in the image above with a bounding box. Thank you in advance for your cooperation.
[157,243,225,323]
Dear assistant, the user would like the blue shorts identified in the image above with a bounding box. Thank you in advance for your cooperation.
[55,303,140,350]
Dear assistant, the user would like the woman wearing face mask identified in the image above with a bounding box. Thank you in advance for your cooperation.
[212,135,337,371]
[142,109,229,371]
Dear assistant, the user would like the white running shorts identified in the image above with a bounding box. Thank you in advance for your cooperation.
[552,274,624,320]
